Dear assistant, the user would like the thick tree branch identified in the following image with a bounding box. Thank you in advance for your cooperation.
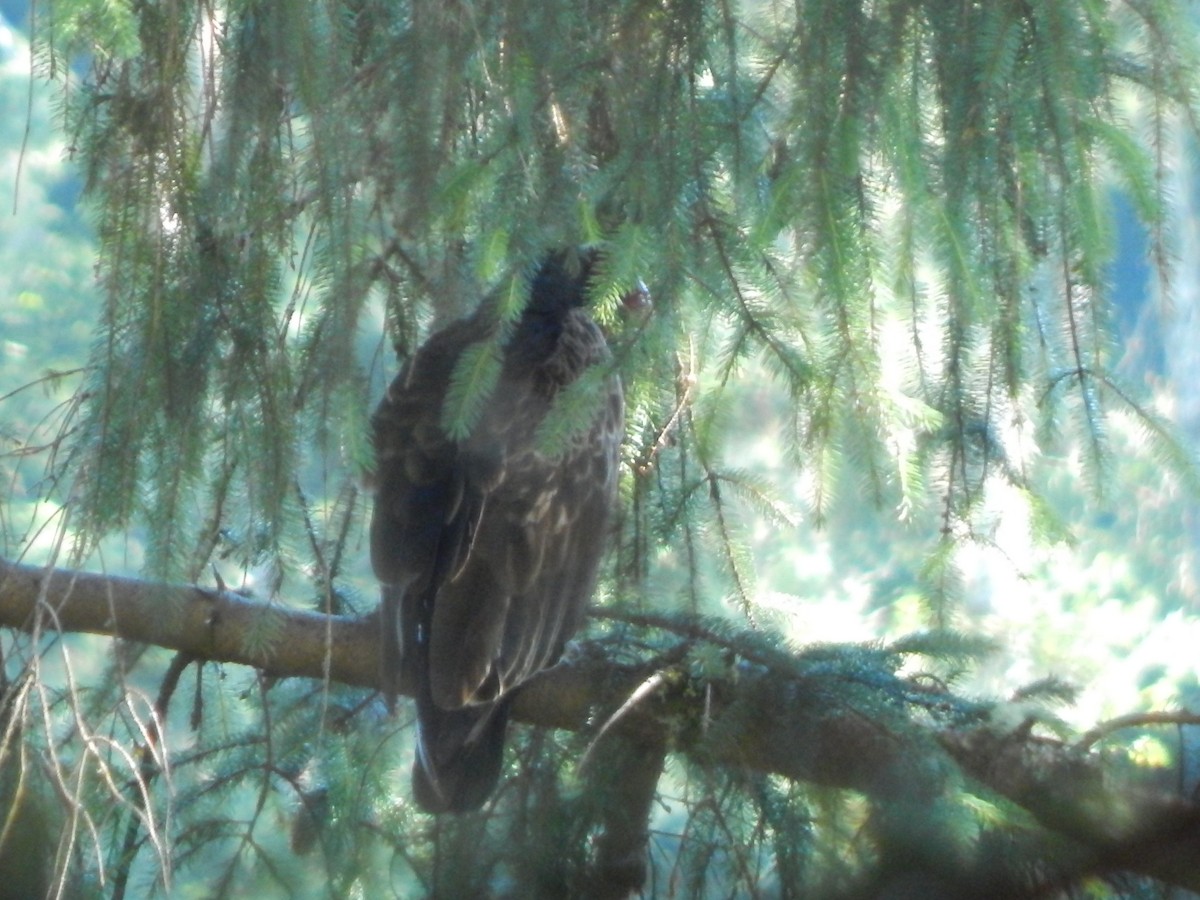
[0,558,380,689]
[2,558,1199,893]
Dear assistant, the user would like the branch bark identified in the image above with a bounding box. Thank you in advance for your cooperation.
[0,557,380,688]
[2,557,1199,894]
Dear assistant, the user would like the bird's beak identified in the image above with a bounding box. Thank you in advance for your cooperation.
[621,279,652,315]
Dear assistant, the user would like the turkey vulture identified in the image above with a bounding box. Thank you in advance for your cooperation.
[369,249,646,813]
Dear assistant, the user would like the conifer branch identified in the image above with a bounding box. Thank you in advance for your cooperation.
[0,559,379,691]
[2,558,1199,893]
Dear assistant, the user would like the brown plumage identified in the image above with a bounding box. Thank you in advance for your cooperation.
[369,249,641,813]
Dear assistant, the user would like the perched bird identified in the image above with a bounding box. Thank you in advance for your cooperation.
[369,249,647,813]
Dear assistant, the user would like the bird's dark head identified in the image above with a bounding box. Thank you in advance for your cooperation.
[527,248,651,320]
[528,249,598,318]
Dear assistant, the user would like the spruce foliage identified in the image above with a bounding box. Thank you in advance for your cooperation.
[4,0,1200,896]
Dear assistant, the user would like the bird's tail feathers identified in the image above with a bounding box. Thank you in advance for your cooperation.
[412,695,511,814]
